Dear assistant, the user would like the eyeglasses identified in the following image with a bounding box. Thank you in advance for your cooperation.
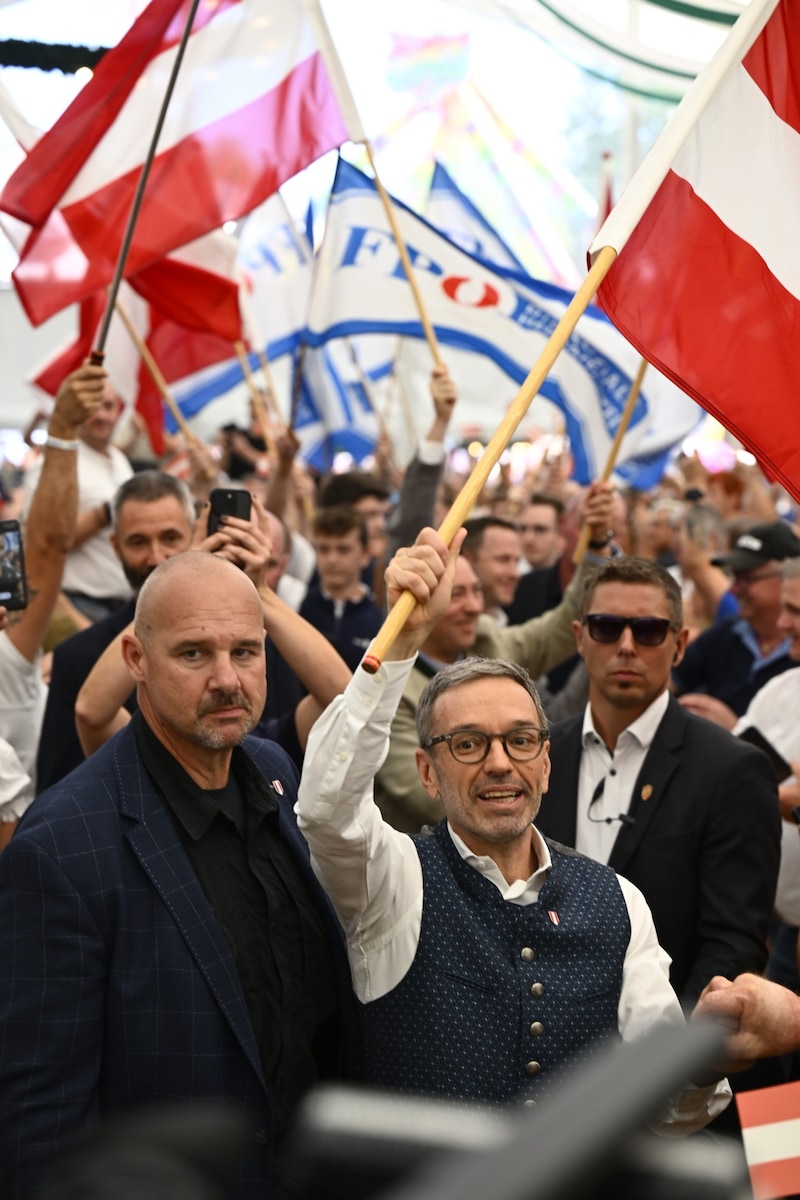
[423,726,548,764]
[731,569,783,588]
[583,613,677,647]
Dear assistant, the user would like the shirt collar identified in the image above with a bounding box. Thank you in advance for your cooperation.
[447,820,552,899]
[582,687,670,752]
[133,711,277,841]
[732,616,791,668]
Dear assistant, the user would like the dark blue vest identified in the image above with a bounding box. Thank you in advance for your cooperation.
[360,822,629,1105]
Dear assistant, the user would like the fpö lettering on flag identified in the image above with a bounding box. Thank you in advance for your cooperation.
[589,0,800,504]
[0,0,365,327]
[737,1080,800,1200]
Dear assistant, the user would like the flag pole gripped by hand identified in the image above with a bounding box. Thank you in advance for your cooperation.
[571,356,648,567]
[361,244,619,673]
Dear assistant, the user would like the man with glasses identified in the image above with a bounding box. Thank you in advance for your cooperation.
[539,556,780,1014]
[295,531,730,1130]
[672,521,800,729]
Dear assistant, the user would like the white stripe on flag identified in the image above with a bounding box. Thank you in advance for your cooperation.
[62,3,320,206]
[742,1117,800,1166]
[673,64,800,301]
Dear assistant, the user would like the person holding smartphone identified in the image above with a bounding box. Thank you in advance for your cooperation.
[0,361,107,847]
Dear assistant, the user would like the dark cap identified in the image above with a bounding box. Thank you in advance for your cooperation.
[711,522,800,571]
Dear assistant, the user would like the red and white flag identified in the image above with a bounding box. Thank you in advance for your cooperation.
[737,1080,800,1199]
[588,0,800,502]
[1,0,365,327]
[30,281,240,455]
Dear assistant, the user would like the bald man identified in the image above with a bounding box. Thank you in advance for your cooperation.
[0,553,360,1200]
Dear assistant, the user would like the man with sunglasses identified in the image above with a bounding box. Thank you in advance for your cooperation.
[539,557,780,1014]
[295,531,730,1130]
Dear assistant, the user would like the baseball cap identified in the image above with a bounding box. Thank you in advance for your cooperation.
[711,522,800,572]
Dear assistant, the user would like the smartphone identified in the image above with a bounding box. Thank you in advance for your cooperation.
[737,726,792,783]
[0,519,28,610]
[207,488,252,536]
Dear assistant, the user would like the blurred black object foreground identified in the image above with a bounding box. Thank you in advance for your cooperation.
[287,1020,751,1200]
[36,1021,750,1200]
[38,1102,249,1200]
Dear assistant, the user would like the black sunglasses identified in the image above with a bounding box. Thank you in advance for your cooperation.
[583,613,676,647]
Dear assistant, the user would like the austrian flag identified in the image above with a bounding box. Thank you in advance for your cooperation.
[737,1080,800,1199]
[0,0,365,327]
[589,0,800,504]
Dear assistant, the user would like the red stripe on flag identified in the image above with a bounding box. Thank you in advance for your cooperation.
[737,1079,800,1128]
[596,168,800,504]
[1,0,237,226]
[12,52,347,326]
[749,1155,800,1200]
[744,0,800,135]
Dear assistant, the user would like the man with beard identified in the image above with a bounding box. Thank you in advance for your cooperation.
[0,552,360,1200]
[35,470,197,792]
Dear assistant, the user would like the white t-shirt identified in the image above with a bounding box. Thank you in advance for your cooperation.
[24,441,133,601]
[0,631,46,804]
[0,738,33,823]
[734,667,800,925]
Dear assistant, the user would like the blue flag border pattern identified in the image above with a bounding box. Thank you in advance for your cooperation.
[306,159,700,486]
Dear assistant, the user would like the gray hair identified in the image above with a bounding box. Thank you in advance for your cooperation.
[416,657,548,747]
[114,470,196,527]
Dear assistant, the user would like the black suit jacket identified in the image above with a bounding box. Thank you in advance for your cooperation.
[2,725,361,1199]
[538,696,781,1010]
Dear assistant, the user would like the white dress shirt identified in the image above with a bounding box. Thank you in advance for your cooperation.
[296,657,729,1134]
[576,690,670,863]
[734,667,800,925]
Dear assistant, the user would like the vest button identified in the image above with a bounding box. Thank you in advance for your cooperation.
[523,1099,536,1108]
[254,1129,268,1145]
[529,1021,544,1037]
[530,982,545,997]
[525,1060,541,1076]
[520,946,536,962]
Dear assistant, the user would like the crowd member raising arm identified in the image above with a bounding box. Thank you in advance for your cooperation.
[0,361,105,845]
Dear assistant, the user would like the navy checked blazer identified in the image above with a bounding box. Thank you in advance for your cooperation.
[0,723,361,1200]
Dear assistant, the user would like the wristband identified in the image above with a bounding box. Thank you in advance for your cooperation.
[45,434,80,451]
[587,529,614,550]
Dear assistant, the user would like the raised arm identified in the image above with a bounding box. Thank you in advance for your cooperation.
[386,365,457,558]
[7,363,105,665]
[258,583,351,748]
[74,622,136,756]
[295,527,463,999]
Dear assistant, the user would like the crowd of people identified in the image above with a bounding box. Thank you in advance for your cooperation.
[1,358,799,1198]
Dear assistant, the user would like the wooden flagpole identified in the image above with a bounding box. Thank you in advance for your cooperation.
[113,300,195,443]
[571,356,648,567]
[364,141,444,368]
[361,245,619,673]
[235,341,275,458]
[91,0,202,362]
[255,346,282,422]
